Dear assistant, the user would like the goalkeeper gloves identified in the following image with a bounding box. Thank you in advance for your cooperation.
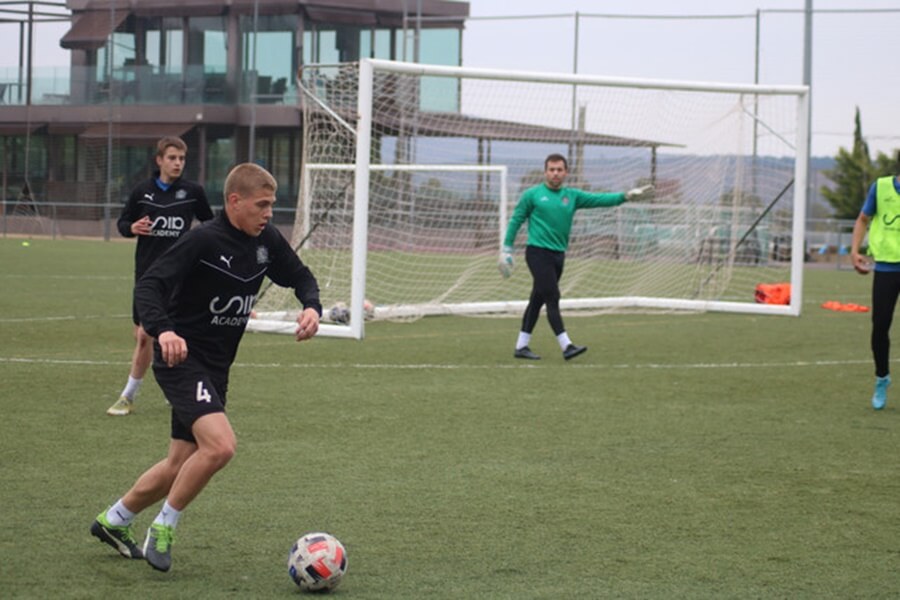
[625,184,654,200]
[498,245,514,278]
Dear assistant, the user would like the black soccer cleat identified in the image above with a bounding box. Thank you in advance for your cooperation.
[91,512,144,559]
[563,344,587,361]
[514,346,541,360]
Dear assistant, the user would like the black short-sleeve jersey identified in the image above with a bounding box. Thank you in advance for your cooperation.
[135,213,321,374]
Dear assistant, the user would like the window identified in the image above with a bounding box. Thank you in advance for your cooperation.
[241,15,298,103]
[361,29,393,60]
[410,29,461,112]
[140,17,184,76]
[188,17,227,71]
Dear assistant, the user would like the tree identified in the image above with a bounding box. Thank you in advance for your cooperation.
[821,108,898,219]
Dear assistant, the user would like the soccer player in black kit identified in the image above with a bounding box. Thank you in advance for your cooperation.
[107,136,214,416]
[90,163,322,572]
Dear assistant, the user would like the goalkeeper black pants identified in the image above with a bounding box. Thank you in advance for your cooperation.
[871,270,900,377]
[522,245,565,336]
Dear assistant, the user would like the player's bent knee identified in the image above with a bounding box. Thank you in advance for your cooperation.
[192,412,237,466]
[205,442,236,469]
[199,432,237,467]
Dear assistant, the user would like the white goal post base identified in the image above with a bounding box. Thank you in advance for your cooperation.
[247,295,796,336]
[247,317,361,339]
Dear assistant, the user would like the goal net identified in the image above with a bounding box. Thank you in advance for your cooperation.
[250,59,809,339]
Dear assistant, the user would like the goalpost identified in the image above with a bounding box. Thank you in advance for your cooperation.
[250,58,809,339]
[251,162,509,339]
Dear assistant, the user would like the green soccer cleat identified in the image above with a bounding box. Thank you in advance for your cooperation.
[106,396,134,416]
[90,511,143,559]
[143,523,175,572]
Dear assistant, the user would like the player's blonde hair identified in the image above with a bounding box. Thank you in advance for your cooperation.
[223,162,278,201]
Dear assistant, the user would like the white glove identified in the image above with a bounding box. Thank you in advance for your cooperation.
[498,245,514,278]
[625,184,654,200]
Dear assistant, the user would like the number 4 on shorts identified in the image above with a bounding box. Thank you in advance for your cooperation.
[196,381,212,403]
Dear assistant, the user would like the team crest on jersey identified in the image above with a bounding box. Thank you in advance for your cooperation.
[256,245,269,265]
[175,189,187,200]
[562,196,570,205]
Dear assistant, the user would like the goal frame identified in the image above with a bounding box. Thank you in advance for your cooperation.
[309,163,509,339]
[250,58,810,339]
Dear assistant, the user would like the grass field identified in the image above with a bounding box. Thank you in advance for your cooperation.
[1,237,899,599]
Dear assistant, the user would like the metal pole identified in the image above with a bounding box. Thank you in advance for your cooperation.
[26,2,33,106]
[2,139,6,237]
[401,0,407,61]
[248,0,259,162]
[569,11,579,173]
[17,22,23,103]
[104,0,115,241]
[414,0,421,63]
[752,9,760,197]
[802,0,813,226]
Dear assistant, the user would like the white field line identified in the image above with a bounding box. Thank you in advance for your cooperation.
[0,356,874,371]
[0,274,130,280]
[0,314,130,323]
[0,296,864,325]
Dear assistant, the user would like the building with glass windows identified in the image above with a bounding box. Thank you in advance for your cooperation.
[0,0,468,233]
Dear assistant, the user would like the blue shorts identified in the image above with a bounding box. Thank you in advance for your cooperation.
[152,349,227,443]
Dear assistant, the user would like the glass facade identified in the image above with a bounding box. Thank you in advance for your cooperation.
[416,28,461,112]
[0,4,466,223]
[304,24,461,111]
[241,15,298,103]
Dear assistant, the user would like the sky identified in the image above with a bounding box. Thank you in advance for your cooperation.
[2,0,897,158]
[461,1,899,158]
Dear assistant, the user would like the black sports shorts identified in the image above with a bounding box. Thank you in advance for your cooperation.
[152,349,228,444]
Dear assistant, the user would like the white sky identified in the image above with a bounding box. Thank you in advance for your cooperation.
[462,1,900,158]
[3,0,897,158]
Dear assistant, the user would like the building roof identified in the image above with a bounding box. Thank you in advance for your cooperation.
[67,0,468,20]
[60,9,127,50]
[62,0,469,49]
[373,110,671,149]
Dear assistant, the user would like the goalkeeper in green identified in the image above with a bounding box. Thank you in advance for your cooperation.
[499,153,651,360]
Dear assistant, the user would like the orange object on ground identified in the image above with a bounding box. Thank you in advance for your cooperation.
[821,301,869,312]
[754,283,791,305]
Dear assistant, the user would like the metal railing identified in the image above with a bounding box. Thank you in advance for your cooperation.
[1,201,297,241]
[2,199,858,270]
[0,65,296,106]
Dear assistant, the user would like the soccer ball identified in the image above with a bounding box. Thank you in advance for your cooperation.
[328,302,350,325]
[288,532,348,592]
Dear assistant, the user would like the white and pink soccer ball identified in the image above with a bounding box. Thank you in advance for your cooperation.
[288,532,348,592]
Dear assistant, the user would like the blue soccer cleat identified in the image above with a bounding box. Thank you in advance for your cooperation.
[872,375,891,410]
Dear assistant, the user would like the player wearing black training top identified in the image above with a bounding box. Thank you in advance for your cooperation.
[108,136,214,416]
[90,163,322,573]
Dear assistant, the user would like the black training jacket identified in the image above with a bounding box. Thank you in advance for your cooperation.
[117,174,214,279]
[135,213,322,374]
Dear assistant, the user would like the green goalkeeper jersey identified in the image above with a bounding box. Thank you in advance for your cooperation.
[503,183,626,252]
